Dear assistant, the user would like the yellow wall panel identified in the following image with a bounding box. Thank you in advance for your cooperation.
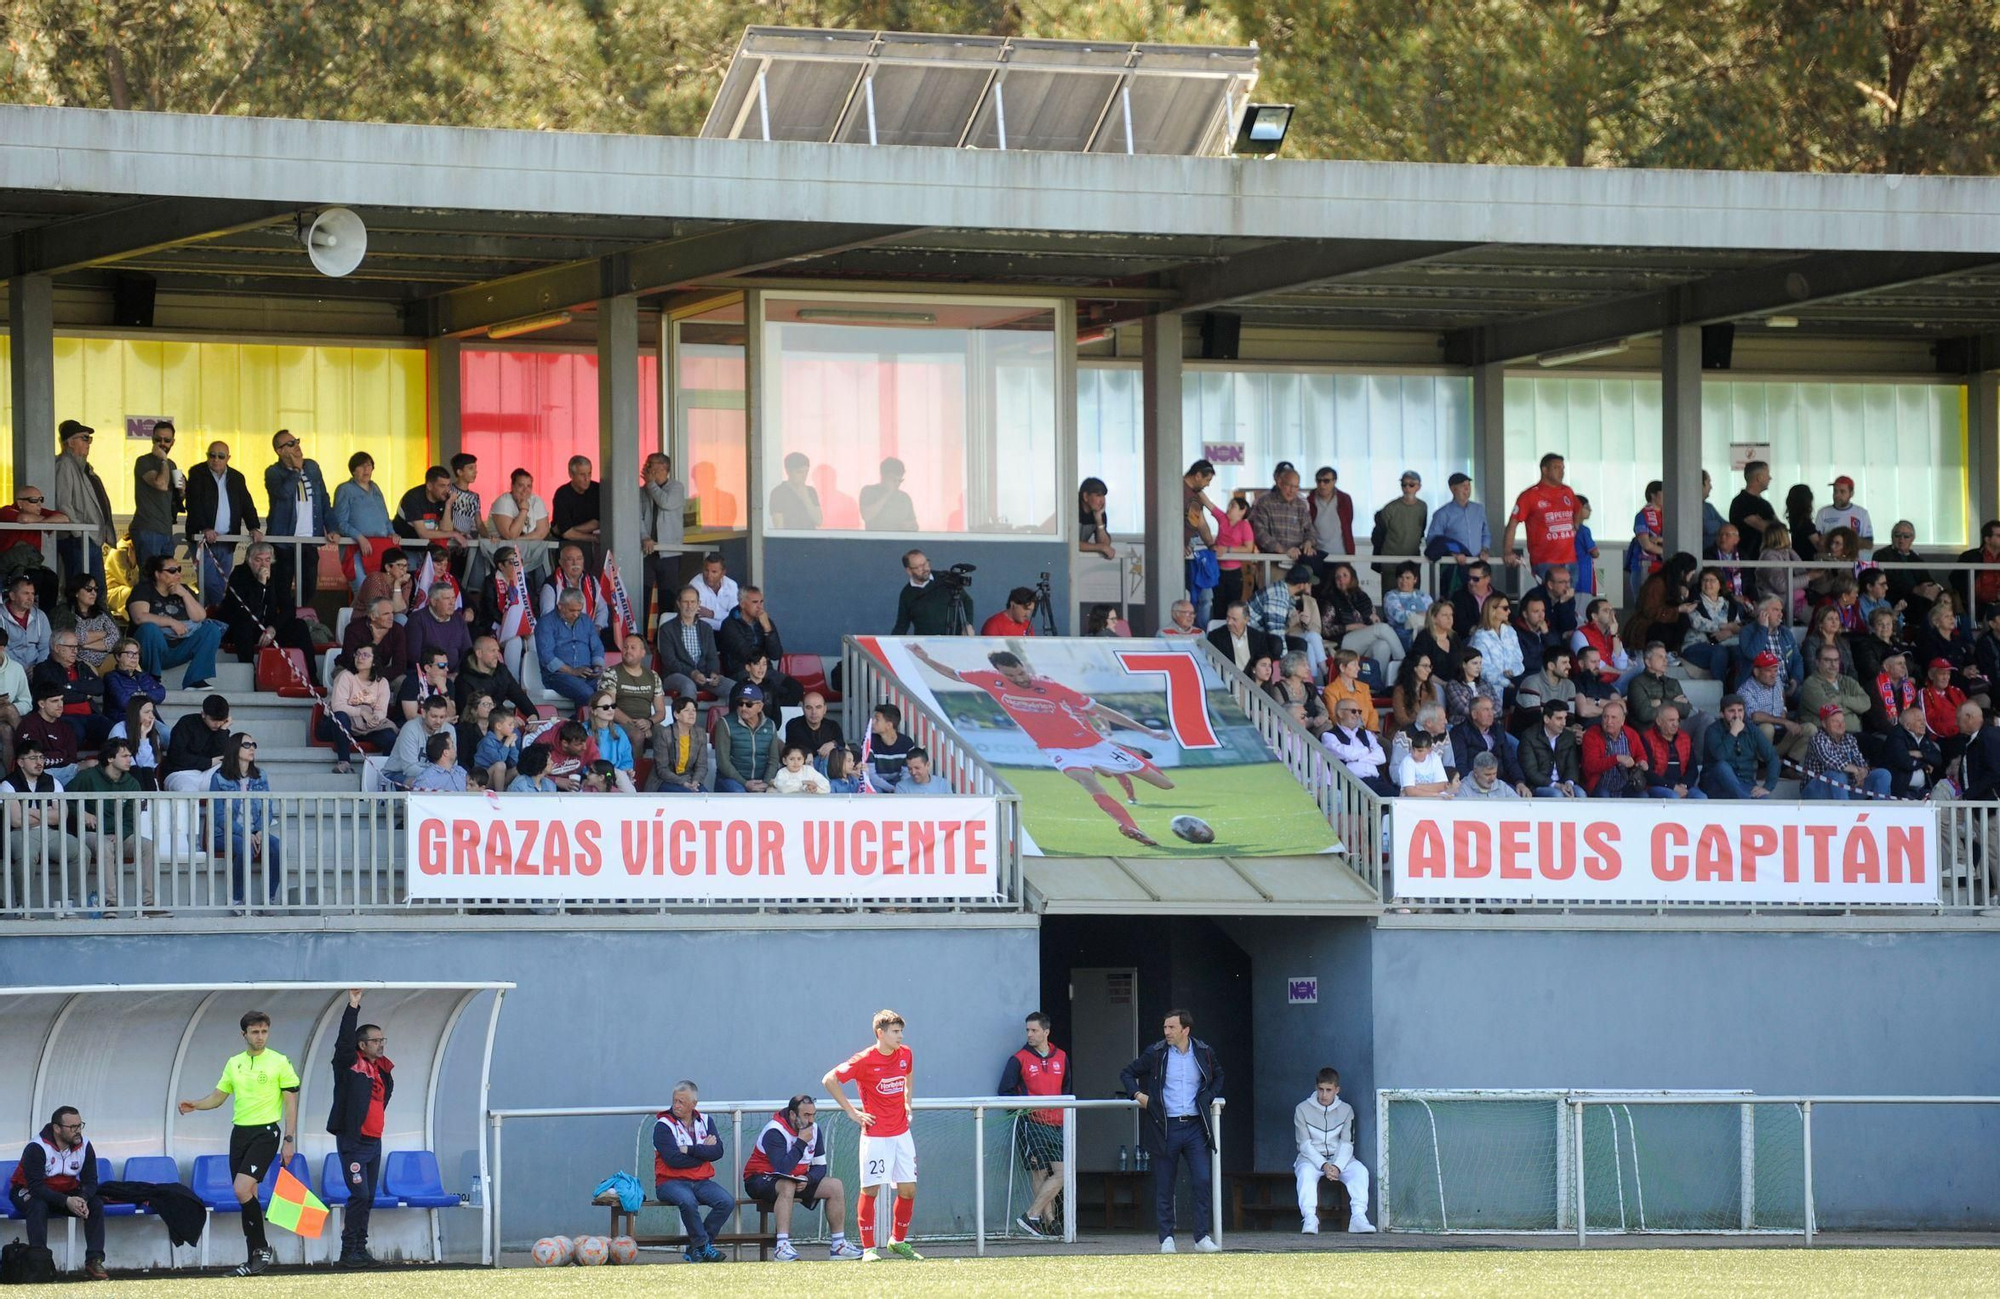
[0,335,11,503]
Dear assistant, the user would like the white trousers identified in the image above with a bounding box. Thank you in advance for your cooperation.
[1339,624,1404,678]
[1294,1156,1370,1227]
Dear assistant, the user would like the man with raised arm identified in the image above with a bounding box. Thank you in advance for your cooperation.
[326,988,395,1269]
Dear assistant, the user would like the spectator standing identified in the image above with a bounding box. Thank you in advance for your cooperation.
[1628,480,1665,594]
[1502,453,1582,579]
[1729,460,1779,552]
[998,1012,1071,1239]
[641,452,688,624]
[981,587,1041,637]
[1306,466,1355,557]
[1636,704,1704,800]
[550,456,603,569]
[1120,1010,1224,1255]
[1700,695,1780,798]
[1801,703,1889,800]
[1184,461,1220,625]
[220,542,321,685]
[325,989,394,1269]
[332,452,397,590]
[393,466,465,567]
[1209,496,1256,604]
[51,420,117,587]
[7,1106,109,1280]
[1248,468,1321,577]
[891,550,970,637]
[321,646,398,775]
[51,573,118,672]
[1816,476,1874,550]
[767,452,821,532]
[1784,484,1822,562]
[184,441,262,601]
[653,1082,732,1265]
[1520,700,1585,797]
[1700,470,1725,556]
[1424,472,1492,597]
[715,686,781,793]
[859,457,920,532]
[1573,496,1601,595]
[128,555,225,689]
[2,573,53,669]
[488,468,554,584]
[263,429,344,609]
[1370,472,1428,582]
[130,420,185,567]
[446,454,483,582]
[1078,477,1118,561]
[210,733,281,905]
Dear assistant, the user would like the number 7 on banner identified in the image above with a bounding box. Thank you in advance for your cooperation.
[1114,651,1221,749]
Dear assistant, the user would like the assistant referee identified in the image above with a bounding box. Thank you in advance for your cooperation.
[179,1009,301,1276]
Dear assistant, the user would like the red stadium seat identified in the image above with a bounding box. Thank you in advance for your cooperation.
[783,653,839,702]
[257,647,314,697]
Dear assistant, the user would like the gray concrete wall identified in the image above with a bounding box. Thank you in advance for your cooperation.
[0,921,1040,1255]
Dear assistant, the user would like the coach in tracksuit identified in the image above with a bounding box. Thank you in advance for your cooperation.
[9,1107,108,1279]
[326,988,395,1268]
[1119,1008,1223,1254]
[1293,1067,1375,1234]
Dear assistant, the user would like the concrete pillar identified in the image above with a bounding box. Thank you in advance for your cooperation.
[426,337,463,464]
[1471,361,1508,555]
[1142,311,1185,632]
[1970,372,2000,534]
[1661,324,1705,559]
[597,294,643,596]
[8,274,57,498]
[743,289,765,584]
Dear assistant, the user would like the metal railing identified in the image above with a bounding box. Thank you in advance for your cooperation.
[842,636,1026,905]
[487,1094,1225,1263]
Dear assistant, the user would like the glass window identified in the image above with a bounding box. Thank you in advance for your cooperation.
[459,349,661,514]
[760,296,1060,537]
[677,302,747,532]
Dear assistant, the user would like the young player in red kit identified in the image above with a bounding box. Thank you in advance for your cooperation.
[823,1009,922,1262]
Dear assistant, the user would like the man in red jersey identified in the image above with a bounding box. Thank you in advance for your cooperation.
[823,1009,921,1263]
[998,1011,1070,1239]
[1503,452,1582,580]
[908,645,1177,846]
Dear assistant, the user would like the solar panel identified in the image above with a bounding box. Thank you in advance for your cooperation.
[701,26,1259,157]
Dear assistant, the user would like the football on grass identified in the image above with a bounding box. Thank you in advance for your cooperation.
[1170,815,1215,845]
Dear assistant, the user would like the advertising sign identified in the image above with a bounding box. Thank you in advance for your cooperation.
[1391,801,1936,905]
[404,793,1003,902]
[858,636,1340,858]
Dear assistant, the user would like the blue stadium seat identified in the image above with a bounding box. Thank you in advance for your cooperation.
[381,1151,457,1208]
[0,1161,16,1217]
[190,1155,239,1211]
[320,1152,395,1209]
[118,1157,185,1219]
[257,1153,311,1206]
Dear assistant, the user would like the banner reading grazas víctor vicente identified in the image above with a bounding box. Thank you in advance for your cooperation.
[405,793,1002,902]
[1391,801,1936,905]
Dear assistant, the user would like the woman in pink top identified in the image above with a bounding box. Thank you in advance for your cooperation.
[1211,496,1256,601]
[319,642,399,774]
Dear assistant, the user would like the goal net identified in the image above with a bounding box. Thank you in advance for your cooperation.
[1378,1090,1805,1234]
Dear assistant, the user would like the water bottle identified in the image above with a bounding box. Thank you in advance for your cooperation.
[85,891,101,920]
[1138,1148,1150,1172]
[1118,1144,1129,1172]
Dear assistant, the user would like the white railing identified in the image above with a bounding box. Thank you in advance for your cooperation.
[485,1094,1225,1264]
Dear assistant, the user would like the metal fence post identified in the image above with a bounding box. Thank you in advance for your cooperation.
[1210,1097,1224,1247]
[732,1109,745,1235]
[1062,1104,1077,1243]
[1801,1100,1815,1247]
[1573,1100,1586,1248]
[488,1114,503,1266]
[974,1105,986,1256]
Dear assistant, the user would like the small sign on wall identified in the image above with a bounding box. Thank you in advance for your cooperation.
[126,415,172,442]
[1728,441,1771,471]
[1287,976,1318,1005]
[1202,441,1246,467]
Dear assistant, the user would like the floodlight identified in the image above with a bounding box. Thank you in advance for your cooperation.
[487,311,573,340]
[1233,104,1293,156]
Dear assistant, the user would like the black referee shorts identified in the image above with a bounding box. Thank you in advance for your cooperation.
[1015,1117,1063,1172]
[229,1122,282,1181]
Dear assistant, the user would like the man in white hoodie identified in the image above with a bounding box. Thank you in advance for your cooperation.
[1293,1067,1374,1233]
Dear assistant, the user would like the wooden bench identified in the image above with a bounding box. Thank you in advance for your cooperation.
[1229,1171,1349,1232]
[597,1196,780,1261]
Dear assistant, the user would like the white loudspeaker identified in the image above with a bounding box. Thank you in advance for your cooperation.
[298,207,367,278]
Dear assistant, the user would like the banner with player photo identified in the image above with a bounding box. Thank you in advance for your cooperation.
[857,636,1341,859]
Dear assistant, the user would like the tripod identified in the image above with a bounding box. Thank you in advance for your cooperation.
[1032,573,1059,637]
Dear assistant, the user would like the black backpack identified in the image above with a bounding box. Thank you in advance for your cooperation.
[0,1240,56,1285]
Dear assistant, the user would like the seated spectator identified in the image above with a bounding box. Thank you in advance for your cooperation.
[1581,698,1648,798]
[1389,654,1443,734]
[126,555,224,689]
[1085,604,1126,637]
[1869,648,1918,735]
[1513,645,1584,733]
[1322,700,1392,795]
[658,586,732,703]
[1700,695,1779,799]
[1251,566,1319,664]
[1267,652,1329,736]
[1626,642,1695,730]
[1205,602,1274,673]
[0,484,69,613]
[1450,696,1526,795]
[1442,647,1502,728]
[473,703,523,789]
[65,737,154,911]
[333,451,398,589]
[1524,564,1582,638]
[1917,600,1992,701]
[718,587,801,704]
[607,633,667,760]
[1512,593,1555,681]
[579,757,636,793]
[383,695,454,789]
[321,645,399,775]
[584,689,636,783]
[1636,703,1704,800]
[2,572,53,669]
[825,745,864,794]
[219,542,320,685]
[1920,658,1969,763]
[1736,595,1802,689]
[343,596,408,686]
[210,732,280,906]
[1706,522,1749,599]
[402,580,473,681]
[536,588,605,707]
[1876,520,1943,622]
[161,693,232,792]
[1974,603,2000,686]
[1956,702,2000,799]
[1246,655,1277,690]
[691,552,740,632]
[785,692,844,770]
[32,631,112,751]
[102,637,165,719]
[51,573,119,672]
[1520,700,1584,797]
[1160,599,1201,638]
[1572,598,1637,691]
[1801,604,1855,682]
[773,744,832,794]
[716,686,781,794]
[1380,562,1432,650]
[1801,703,1889,801]
[8,1106,110,1280]
[1458,750,1519,799]
[408,732,468,792]
[0,629,29,767]
[457,634,540,721]
[1756,523,1808,612]
[3,742,88,904]
[651,696,711,794]
[1880,697,1944,799]
[653,1081,732,1266]
[1796,645,1871,743]
[350,546,413,620]
[456,691,495,779]
[1320,562,1400,680]
[396,648,457,725]
[537,542,608,634]
[1623,552,1698,652]
[895,746,955,796]
[108,696,167,789]
[1809,531,1863,608]
[473,544,537,678]
[1408,603,1461,680]
[1321,651,1380,734]
[733,651,791,711]
[506,742,558,793]
[865,704,915,789]
[1443,559,1494,634]
[1468,595,1524,687]
[538,720,596,791]
[1390,703,1455,775]
[1739,649,1804,757]
[1392,730,1455,798]
[1683,568,1751,681]
[1851,606,1907,689]
[19,684,79,783]
[1571,645,1619,715]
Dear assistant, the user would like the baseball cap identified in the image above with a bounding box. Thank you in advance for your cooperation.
[1287,564,1316,585]
[1817,702,1843,720]
[57,419,93,441]
[1400,470,1422,485]
[1448,472,1472,487]
[1929,656,1953,673]
[1751,650,1781,669]
[734,684,765,704]
[1829,475,1855,490]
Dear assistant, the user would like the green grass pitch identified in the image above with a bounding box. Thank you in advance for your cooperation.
[1000,761,1341,857]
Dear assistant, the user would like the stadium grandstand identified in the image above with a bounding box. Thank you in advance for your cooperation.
[2,23,1999,1279]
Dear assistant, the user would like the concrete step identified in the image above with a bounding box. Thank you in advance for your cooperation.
[162,660,255,692]
[163,691,315,728]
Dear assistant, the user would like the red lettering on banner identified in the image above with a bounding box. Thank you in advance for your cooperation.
[1803,823,1836,883]
[1451,821,1491,878]
[852,822,878,875]
[544,821,571,875]
[759,821,784,875]
[908,821,935,875]
[1582,822,1619,879]
[1693,825,1732,882]
[1781,824,1800,882]
[1113,651,1222,749]
[416,820,445,874]
[1537,821,1575,880]
[1407,821,1445,877]
[882,820,906,874]
[1740,825,1775,882]
[1652,823,1689,881]
[726,821,752,876]
[450,819,478,875]
[621,822,648,875]
[510,821,541,875]
[805,823,833,875]
[1498,821,1530,879]
[1842,817,1881,884]
[576,821,601,876]
[1887,826,1925,884]
[965,819,989,873]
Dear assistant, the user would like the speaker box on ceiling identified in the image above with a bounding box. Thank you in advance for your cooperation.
[1200,312,1242,361]
[112,273,157,329]
[1701,322,1734,370]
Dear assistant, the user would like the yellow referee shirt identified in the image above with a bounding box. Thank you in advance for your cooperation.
[217,1050,300,1127]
